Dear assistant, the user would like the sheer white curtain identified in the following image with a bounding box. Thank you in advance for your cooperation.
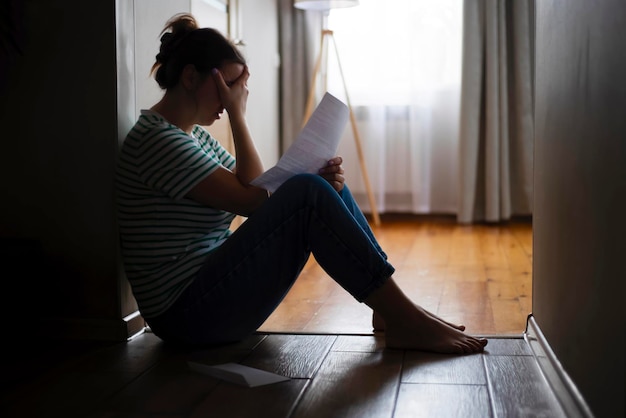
[327,0,464,214]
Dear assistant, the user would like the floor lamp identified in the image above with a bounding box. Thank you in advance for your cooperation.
[295,0,381,227]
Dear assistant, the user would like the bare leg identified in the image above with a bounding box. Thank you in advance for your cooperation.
[364,278,487,354]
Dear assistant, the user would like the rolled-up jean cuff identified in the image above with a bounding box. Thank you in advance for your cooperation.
[353,264,395,302]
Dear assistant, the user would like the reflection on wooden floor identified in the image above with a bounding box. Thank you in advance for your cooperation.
[0,332,567,418]
[260,215,533,336]
[0,216,552,418]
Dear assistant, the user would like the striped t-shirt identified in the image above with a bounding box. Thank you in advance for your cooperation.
[116,109,236,318]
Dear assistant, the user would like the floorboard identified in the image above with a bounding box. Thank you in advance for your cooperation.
[259,216,533,336]
[0,331,569,418]
[290,350,404,418]
[0,219,546,418]
[394,384,491,418]
[402,352,486,385]
[485,355,566,418]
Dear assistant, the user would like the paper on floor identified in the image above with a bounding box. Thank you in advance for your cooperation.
[188,361,291,387]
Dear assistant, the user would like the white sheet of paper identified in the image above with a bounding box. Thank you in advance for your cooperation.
[250,92,349,193]
[188,361,291,387]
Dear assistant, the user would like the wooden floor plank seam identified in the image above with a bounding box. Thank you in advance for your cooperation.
[482,352,499,418]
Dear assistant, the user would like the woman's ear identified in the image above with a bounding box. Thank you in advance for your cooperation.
[181,64,198,91]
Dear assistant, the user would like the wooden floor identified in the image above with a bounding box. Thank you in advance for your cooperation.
[260,215,533,336]
[0,331,567,418]
[0,216,540,417]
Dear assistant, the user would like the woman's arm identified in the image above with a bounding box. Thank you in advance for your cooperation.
[217,66,265,184]
[186,66,268,216]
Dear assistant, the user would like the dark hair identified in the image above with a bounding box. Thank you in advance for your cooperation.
[150,13,246,89]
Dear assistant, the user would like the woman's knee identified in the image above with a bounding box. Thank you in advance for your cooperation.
[269,174,345,215]
[280,173,335,195]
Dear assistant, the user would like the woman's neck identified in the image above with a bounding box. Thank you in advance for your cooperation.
[151,94,194,134]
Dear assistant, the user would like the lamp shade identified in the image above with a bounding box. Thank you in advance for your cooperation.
[294,0,359,11]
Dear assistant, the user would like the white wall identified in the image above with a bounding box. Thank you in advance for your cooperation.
[238,0,280,167]
[134,0,190,114]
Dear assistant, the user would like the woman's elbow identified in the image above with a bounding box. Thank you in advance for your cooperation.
[236,187,269,217]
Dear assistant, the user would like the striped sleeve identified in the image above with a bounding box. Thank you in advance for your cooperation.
[193,125,236,171]
[138,128,220,200]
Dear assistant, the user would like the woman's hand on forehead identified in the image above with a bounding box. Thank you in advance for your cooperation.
[213,64,249,116]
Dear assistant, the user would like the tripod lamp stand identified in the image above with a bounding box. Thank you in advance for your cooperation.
[295,0,381,227]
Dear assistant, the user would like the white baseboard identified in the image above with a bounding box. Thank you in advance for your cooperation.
[524,314,595,418]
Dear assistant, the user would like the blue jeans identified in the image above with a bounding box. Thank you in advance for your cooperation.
[148,174,395,345]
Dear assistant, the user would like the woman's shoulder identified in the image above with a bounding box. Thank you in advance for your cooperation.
[137,109,176,133]
[125,110,188,144]
[191,124,213,141]
[192,125,223,149]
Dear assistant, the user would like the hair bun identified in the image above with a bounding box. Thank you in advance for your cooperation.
[151,13,243,90]
[160,32,174,45]
[156,31,187,65]
[153,13,200,65]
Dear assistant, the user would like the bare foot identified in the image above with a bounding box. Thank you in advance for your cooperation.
[372,309,466,332]
[382,306,487,354]
[363,278,486,354]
